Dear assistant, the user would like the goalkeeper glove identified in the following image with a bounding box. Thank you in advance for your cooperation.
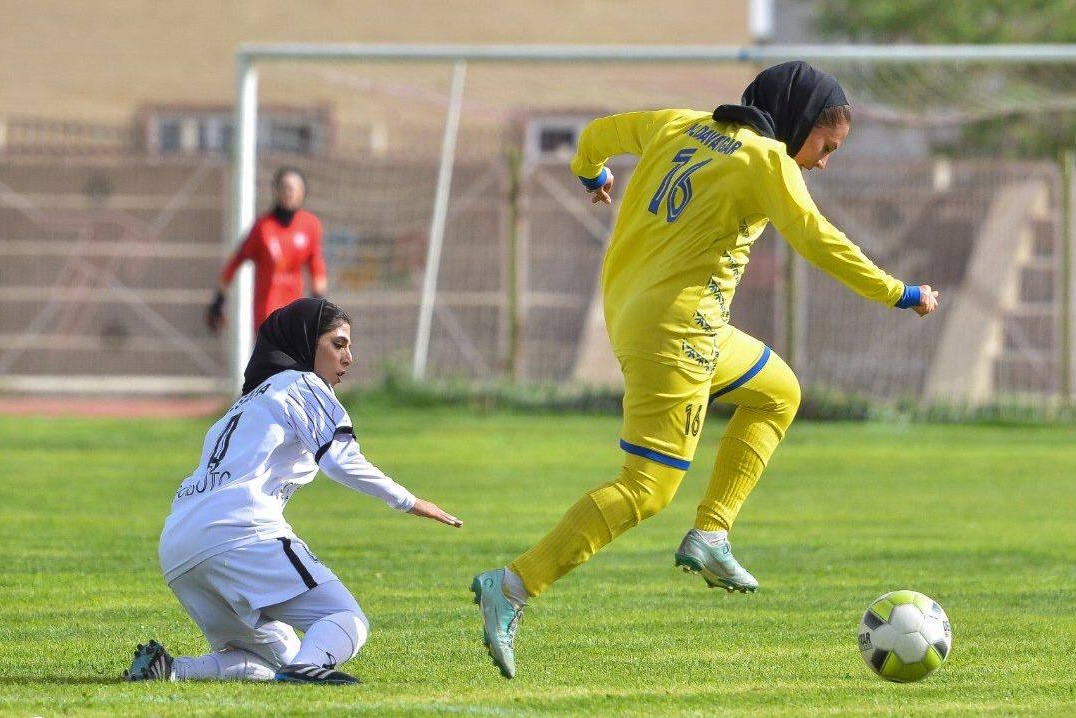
[205,290,225,334]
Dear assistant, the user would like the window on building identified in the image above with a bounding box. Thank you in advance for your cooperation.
[143,107,328,156]
[157,119,183,153]
[524,116,591,163]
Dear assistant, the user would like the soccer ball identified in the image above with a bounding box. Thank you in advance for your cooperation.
[858,590,952,683]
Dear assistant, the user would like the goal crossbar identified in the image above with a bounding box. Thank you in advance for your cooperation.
[230,43,1076,396]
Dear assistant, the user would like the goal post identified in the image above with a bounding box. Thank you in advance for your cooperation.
[229,52,258,397]
[230,43,1076,407]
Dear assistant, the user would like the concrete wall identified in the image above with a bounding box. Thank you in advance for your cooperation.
[1,1,751,124]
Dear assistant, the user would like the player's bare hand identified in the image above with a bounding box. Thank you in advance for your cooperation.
[408,498,463,528]
[589,170,615,204]
[914,285,940,317]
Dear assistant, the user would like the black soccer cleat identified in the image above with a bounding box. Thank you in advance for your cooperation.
[122,639,175,681]
[274,663,360,685]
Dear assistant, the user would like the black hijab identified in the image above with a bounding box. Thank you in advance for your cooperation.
[712,61,848,157]
[241,297,325,394]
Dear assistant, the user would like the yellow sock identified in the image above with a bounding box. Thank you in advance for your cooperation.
[695,407,780,532]
[510,456,684,598]
[696,343,800,533]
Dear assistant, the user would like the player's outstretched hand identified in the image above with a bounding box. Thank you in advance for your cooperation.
[408,498,463,528]
[914,285,940,317]
[590,169,615,205]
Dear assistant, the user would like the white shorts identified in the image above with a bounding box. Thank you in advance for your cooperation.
[167,537,361,667]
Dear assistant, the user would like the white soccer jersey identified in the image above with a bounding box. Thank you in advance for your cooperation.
[159,370,416,582]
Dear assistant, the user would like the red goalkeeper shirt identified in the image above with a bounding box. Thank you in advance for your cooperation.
[221,209,327,329]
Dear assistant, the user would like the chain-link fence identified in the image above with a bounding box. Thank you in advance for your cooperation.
[2,47,1074,410]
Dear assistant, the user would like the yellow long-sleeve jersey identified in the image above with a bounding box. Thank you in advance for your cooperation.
[570,109,905,378]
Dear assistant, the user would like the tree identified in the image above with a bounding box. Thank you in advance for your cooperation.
[813,0,1076,157]
[815,0,1076,45]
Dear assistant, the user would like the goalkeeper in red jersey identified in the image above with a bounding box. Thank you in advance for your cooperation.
[471,61,940,679]
[207,167,328,333]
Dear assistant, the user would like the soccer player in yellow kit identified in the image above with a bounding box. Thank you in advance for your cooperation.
[472,61,940,678]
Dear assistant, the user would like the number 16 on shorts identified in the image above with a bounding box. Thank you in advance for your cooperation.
[684,403,703,437]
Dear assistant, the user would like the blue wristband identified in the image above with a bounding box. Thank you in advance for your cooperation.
[894,284,922,309]
[578,167,609,191]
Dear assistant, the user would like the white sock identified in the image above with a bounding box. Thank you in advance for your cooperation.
[695,529,729,546]
[292,611,369,669]
[173,649,276,681]
[502,567,529,609]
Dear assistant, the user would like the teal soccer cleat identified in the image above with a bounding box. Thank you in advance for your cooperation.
[122,639,175,681]
[674,529,759,593]
[470,568,523,679]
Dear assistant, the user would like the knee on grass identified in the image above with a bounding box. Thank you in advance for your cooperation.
[292,610,370,668]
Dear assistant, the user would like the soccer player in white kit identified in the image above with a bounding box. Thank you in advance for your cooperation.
[124,298,462,684]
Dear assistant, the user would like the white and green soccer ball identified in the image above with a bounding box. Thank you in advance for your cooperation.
[858,590,952,683]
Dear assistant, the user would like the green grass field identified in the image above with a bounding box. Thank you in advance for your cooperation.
[1,400,1074,716]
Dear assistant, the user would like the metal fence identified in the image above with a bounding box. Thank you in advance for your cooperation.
[2,45,1074,409]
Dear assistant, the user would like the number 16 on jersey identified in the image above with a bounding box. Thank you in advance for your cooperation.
[649,148,711,224]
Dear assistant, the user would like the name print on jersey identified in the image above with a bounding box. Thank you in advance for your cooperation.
[682,124,743,156]
[230,382,270,413]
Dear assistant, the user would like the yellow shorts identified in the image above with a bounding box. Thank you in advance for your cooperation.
[618,324,770,470]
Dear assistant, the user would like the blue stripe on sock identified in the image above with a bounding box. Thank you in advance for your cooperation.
[619,439,691,470]
[709,346,772,401]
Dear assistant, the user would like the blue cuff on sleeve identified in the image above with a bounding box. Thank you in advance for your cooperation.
[578,167,609,191]
[894,284,922,309]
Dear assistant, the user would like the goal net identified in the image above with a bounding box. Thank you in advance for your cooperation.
[233,46,1076,408]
